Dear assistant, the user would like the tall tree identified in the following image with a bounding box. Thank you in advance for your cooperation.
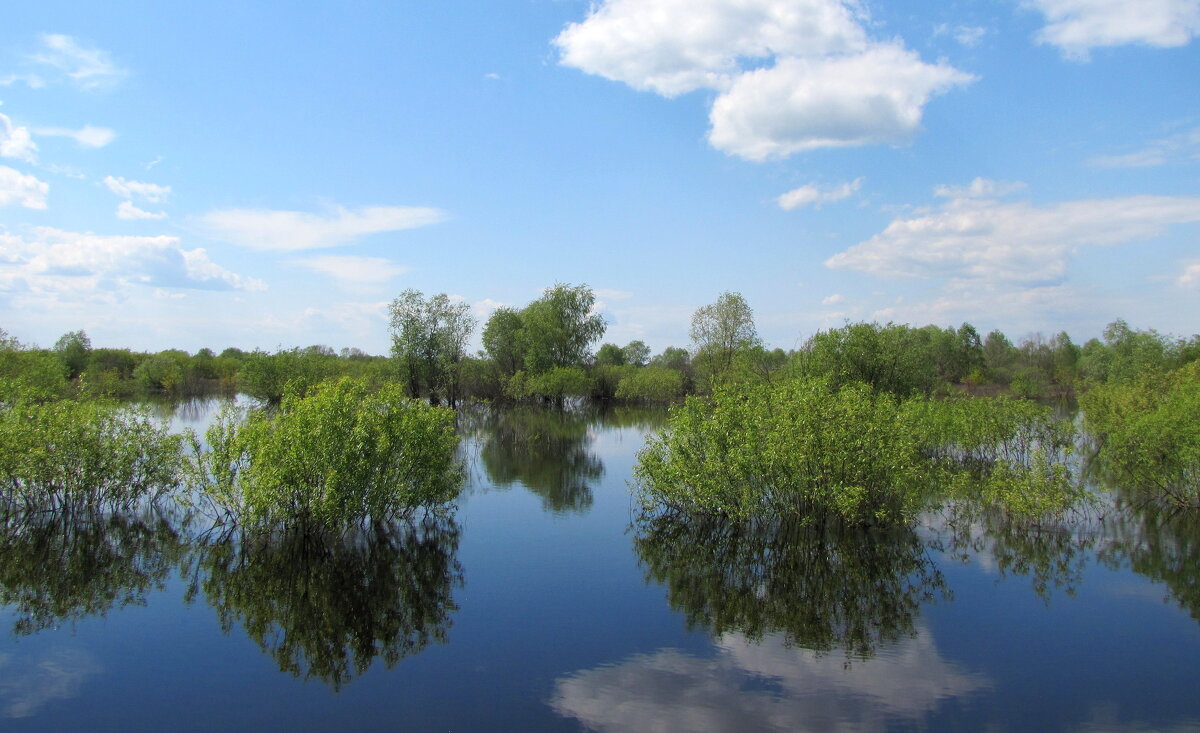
[519,283,606,374]
[53,330,92,380]
[482,307,526,377]
[690,292,759,376]
[389,290,476,406]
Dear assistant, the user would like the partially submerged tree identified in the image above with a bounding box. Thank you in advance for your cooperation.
[389,290,477,406]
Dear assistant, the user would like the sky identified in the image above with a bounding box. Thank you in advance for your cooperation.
[1,0,1198,356]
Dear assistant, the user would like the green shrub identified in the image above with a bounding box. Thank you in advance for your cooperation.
[615,367,685,403]
[634,378,927,525]
[192,378,463,525]
[0,399,184,513]
[1082,361,1200,508]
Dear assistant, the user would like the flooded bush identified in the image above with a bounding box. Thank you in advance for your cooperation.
[0,399,184,514]
[191,378,463,526]
[634,378,927,525]
[1082,361,1200,508]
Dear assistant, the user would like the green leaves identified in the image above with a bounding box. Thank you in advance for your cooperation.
[190,378,464,527]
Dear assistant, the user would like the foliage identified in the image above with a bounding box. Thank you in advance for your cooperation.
[634,512,947,658]
[389,289,476,406]
[237,348,339,403]
[0,512,188,634]
[904,395,1084,519]
[1081,361,1200,508]
[622,340,651,366]
[689,292,760,387]
[594,343,626,367]
[0,399,184,514]
[797,322,940,396]
[189,517,462,690]
[519,283,606,374]
[54,330,92,380]
[635,377,928,525]
[0,346,72,404]
[190,378,463,526]
[614,367,685,403]
[481,307,526,377]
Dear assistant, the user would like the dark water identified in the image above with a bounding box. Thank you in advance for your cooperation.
[2,399,1199,732]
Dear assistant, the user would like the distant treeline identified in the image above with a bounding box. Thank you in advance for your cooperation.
[3,285,1198,405]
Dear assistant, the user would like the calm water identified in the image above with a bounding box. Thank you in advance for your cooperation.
[2,398,1199,732]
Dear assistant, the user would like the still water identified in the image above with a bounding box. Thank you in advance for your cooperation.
[2,398,1199,731]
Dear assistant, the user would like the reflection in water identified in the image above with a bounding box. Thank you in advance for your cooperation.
[188,515,462,690]
[929,503,1101,602]
[0,648,101,718]
[634,512,949,658]
[473,407,603,513]
[0,512,188,635]
[551,630,990,732]
[1100,505,1200,623]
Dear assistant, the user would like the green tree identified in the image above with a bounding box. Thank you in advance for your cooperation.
[54,330,92,380]
[519,283,606,374]
[389,290,477,406]
[621,340,651,367]
[690,292,759,378]
[594,343,626,367]
[482,307,526,378]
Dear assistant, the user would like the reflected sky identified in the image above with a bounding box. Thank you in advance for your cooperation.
[0,648,99,719]
[551,628,990,732]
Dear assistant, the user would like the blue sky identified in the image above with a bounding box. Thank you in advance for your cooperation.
[1,0,1198,355]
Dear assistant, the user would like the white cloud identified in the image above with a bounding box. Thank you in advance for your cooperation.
[1025,0,1200,60]
[708,44,973,159]
[103,176,171,203]
[34,125,116,148]
[0,113,38,163]
[292,255,408,287]
[935,23,988,47]
[0,166,49,209]
[556,0,973,160]
[116,201,167,220]
[825,192,1200,284]
[1089,126,1200,168]
[778,178,862,209]
[1179,262,1200,287]
[932,177,1026,199]
[200,204,447,251]
[822,293,844,304]
[0,227,264,294]
[29,34,127,90]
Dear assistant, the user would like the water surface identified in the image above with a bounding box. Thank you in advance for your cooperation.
[2,398,1199,731]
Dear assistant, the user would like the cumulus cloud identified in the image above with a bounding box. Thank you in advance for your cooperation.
[555,0,973,159]
[34,125,117,148]
[935,24,988,47]
[292,255,408,287]
[103,176,171,203]
[0,166,49,209]
[0,113,38,163]
[29,34,127,90]
[1025,0,1200,60]
[200,204,447,251]
[822,293,844,304]
[777,178,862,209]
[116,201,167,220]
[551,632,990,732]
[0,227,264,294]
[825,192,1200,284]
[1179,262,1200,287]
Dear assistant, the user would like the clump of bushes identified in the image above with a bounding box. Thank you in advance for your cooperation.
[635,377,1088,526]
[635,378,928,525]
[0,399,184,514]
[1082,361,1200,508]
[190,378,463,526]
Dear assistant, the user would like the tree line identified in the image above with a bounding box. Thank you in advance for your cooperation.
[3,285,1198,406]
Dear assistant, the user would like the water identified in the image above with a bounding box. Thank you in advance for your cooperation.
[2,398,1199,731]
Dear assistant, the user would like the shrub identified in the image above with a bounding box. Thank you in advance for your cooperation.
[615,367,685,403]
[191,378,463,525]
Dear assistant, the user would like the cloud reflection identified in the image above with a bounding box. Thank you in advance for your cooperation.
[551,630,990,732]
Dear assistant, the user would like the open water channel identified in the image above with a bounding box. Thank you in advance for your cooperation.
[2,397,1199,731]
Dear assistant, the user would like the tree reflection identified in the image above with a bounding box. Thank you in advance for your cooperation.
[1100,504,1200,623]
[0,512,188,635]
[188,515,462,690]
[930,502,1100,602]
[633,512,948,658]
[476,407,603,513]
